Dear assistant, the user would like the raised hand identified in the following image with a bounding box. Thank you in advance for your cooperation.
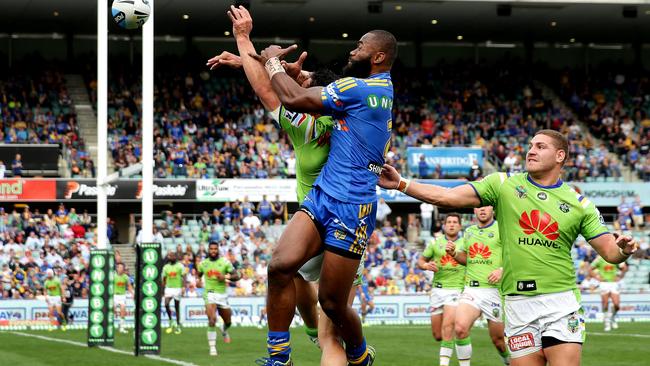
[281,51,308,80]
[249,44,298,64]
[206,51,243,70]
[227,5,253,37]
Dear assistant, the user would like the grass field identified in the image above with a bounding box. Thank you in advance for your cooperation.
[1,322,649,365]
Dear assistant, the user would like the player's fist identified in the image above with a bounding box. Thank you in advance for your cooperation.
[227,5,253,37]
[378,164,401,189]
[488,268,503,284]
[616,234,638,256]
[420,261,438,273]
[445,241,456,257]
[206,51,242,70]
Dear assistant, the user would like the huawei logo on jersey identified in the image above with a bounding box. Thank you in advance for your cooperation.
[440,254,459,267]
[468,243,492,259]
[207,269,221,279]
[519,210,560,241]
[168,271,178,278]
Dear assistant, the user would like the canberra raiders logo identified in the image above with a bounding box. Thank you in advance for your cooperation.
[567,313,580,333]
[515,185,527,199]
[558,201,571,213]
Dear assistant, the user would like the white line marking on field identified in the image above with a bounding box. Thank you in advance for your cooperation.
[589,332,650,338]
[10,332,199,366]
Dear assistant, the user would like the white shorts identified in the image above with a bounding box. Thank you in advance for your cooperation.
[114,294,126,306]
[298,253,323,282]
[298,252,364,286]
[164,287,183,300]
[204,291,230,309]
[46,295,61,307]
[460,287,503,322]
[429,288,461,315]
[599,281,620,295]
[505,290,585,359]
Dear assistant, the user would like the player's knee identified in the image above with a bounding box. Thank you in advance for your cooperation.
[454,324,470,339]
[267,259,294,284]
[318,293,342,321]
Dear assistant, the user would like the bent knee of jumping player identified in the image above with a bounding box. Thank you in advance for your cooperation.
[454,323,471,340]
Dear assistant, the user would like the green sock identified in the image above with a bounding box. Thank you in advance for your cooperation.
[305,327,319,338]
[500,349,510,358]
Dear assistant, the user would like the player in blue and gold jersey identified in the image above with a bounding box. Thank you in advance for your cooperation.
[251,30,397,366]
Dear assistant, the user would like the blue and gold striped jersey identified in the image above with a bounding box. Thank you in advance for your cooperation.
[317,72,393,204]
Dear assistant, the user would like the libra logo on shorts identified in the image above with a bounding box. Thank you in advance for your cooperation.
[518,210,560,240]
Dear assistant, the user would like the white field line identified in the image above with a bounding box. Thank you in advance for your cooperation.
[10,331,199,366]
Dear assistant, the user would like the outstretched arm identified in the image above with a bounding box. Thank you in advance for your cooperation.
[590,233,637,264]
[250,45,324,113]
[210,5,280,111]
[378,164,481,208]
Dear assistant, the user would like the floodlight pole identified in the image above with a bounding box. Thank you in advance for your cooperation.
[141,1,154,243]
[97,0,108,249]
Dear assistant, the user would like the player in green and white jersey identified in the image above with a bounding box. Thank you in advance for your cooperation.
[447,207,510,366]
[207,6,365,365]
[162,251,187,334]
[379,130,638,366]
[113,262,133,334]
[418,213,466,366]
[591,249,628,332]
[44,268,65,331]
[197,242,241,356]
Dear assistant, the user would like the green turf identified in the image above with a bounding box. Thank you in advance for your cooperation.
[1,323,648,365]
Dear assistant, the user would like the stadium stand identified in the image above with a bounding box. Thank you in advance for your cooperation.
[3,203,647,300]
[92,59,622,181]
[0,67,95,177]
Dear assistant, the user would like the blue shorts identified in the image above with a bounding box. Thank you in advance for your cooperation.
[301,186,377,260]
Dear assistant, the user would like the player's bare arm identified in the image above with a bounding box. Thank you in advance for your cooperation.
[379,164,481,208]
[418,255,438,272]
[250,45,324,113]
[589,233,638,264]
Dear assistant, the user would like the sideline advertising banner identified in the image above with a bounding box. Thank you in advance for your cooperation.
[196,179,296,202]
[407,147,483,176]
[0,179,56,201]
[3,294,649,326]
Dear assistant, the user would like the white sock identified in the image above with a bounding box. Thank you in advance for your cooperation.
[208,330,217,348]
[603,311,610,324]
[120,317,125,329]
[456,339,472,366]
[440,344,454,366]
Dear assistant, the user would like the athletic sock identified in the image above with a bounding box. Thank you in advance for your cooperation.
[499,349,510,365]
[455,337,472,366]
[347,337,371,365]
[267,331,291,363]
[440,340,454,366]
[207,326,217,349]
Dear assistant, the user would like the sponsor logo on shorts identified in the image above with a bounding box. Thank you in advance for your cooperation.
[567,312,580,333]
[492,308,500,319]
[508,333,535,351]
[334,229,347,240]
